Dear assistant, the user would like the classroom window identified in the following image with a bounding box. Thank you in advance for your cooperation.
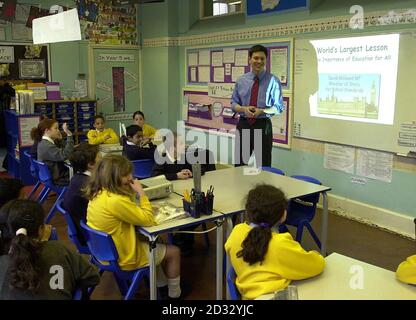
[201,0,244,18]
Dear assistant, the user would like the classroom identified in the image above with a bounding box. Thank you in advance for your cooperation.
[0,0,415,302]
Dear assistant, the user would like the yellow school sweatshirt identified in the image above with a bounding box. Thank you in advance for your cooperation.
[396,255,416,285]
[142,123,157,139]
[87,128,119,145]
[225,223,325,300]
[87,190,155,270]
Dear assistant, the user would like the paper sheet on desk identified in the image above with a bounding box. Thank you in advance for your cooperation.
[153,204,188,225]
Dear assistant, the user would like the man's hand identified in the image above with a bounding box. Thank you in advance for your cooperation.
[243,106,256,118]
[252,107,264,118]
[104,134,112,140]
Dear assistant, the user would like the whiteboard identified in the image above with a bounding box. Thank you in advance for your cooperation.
[293,33,416,155]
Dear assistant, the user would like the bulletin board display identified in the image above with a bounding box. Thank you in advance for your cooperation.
[183,90,292,148]
[18,115,41,147]
[185,39,293,92]
[0,43,50,82]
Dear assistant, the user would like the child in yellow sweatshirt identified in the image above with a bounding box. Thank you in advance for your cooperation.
[85,154,184,299]
[396,255,416,284]
[87,115,119,145]
[225,184,325,300]
[133,111,157,140]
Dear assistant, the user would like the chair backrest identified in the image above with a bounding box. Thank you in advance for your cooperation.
[414,218,416,240]
[80,221,121,272]
[56,198,90,254]
[23,150,37,179]
[262,166,285,175]
[32,159,53,187]
[227,266,241,300]
[132,159,155,179]
[49,227,58,240]
[289,175,322,219]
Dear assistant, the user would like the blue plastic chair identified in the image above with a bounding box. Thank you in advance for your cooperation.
[132,159,155,179]
[56,198,90,254]
[49,227,58,240]
[23,150,50,201]
[32,159,67,223]
[262,166,285,175]
[227,266,241,300]
[80,221,150,300]
[280,175,322,249]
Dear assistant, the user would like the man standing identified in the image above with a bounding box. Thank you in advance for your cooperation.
[231,44,284,167]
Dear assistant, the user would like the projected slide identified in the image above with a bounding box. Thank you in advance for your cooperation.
[318,74,380,119]
[310,34,399,125]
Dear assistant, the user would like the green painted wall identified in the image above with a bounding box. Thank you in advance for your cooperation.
[140,1,182,130]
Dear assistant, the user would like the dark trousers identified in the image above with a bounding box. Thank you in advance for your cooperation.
[234,117,272,167]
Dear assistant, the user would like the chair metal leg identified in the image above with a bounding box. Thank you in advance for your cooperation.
[305,223,321,249]
[44,189,66,224]
[114,276,129,296]
[125,269,149,300]
[37,187,51,204]
[27,181,41,200]
[167,233,173,244]
[295,223,305,244]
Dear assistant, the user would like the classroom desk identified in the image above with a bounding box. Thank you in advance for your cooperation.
[98,143,123,157]
[256,253,416,300]
[136,193,235,300]
[144,166,331,256]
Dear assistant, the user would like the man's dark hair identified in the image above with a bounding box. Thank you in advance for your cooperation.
[249,45,268,58]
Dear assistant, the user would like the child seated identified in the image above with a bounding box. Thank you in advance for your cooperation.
[225,184,325,300]
[396,255,416,285]
[133,111,157,142]
[151,132,216,255]
[87,115,119,145]
[0,200,100,299]
[32,119,74,186]
[122,124,156,161]
[0,178,53,254]
[151,132,216,181]
[63,143,101,246]
[85,154,186,299]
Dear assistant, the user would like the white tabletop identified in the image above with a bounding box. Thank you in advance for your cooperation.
[143,166,331,214]
[137,193,224,236]
[257,253,416,300]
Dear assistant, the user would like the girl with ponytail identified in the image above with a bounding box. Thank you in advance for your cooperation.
[225,184,325,300]
[0,200,99,299]
[32,118,74,186]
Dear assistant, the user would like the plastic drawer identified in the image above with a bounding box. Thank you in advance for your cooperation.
[56,115,74,122]
[77,123,93,131]
[56,103,75,111]
[77,102,96,108]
